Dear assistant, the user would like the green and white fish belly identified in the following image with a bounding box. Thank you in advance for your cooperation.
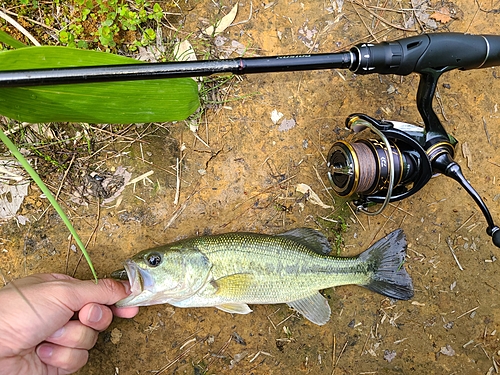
[112,228,413,326]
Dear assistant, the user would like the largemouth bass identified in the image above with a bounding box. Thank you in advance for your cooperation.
[112,228,413,325]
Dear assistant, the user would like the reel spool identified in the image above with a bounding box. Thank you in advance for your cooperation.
[328,140,414,197]
[327,114,431,215]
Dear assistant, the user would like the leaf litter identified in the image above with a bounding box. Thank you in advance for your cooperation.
[0,159,29,221]
[203,4,239,36]
[70,166,132,206]
[407,0,462,30]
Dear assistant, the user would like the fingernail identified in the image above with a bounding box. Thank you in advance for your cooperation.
[48,327,64,339]
[37,344,53,358]
[88,304,103,323]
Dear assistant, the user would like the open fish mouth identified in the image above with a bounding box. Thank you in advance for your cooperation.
[111,260,155,297]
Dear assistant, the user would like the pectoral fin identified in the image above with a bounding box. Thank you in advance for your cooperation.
[287,292,331,326]
[212,274,254,315]
[216,303,253,314]
[213,273,254,297]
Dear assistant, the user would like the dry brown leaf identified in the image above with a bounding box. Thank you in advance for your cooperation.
[296,183,333,209]
[203,4,238,36]
[173,40,197,62]
[430,7,452,23]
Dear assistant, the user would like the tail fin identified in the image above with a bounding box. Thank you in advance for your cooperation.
[359,229,414,300]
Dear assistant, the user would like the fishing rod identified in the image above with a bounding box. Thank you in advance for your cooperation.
[2,32,500,247]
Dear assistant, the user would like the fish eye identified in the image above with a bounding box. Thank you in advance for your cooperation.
[146,252,162,267]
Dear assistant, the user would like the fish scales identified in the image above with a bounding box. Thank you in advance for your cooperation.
[189,233,371,303]
[112,228,413,325]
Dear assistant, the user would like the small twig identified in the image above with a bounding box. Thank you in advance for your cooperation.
[65,235,72,275]
[488,160,500,168]
[346,202,366,231]
[388,202,414,217]
[192,130,210,148]
[482,117,492,145]
[126,170,154,186]
[0,268,7,286]
[348,0,418,32]
[368,202,400,246]
[174,157,181,205]
[164,188,199,230]
[350,0,379,43]
[276,312,297,327]
[207,335,232,368]
[179,337,196,351]
[456,305,479,320]
[434,87,449,122]
[1,7,56,31]
[231,0,253,26]
[466,0,481,34]
[0,9,41,46]
[72,198,101,277]
[39,154,76,220]
[87,125,146,142]
[313,165,335,204]
[248,350,272,363]
[446,237,464,271]
[156,343,197,374]
[455,212,475,233]
[331,334,336,371]
[360,330,371,356]
[332,337,348,374]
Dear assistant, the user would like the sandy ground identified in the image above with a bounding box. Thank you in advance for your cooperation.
[1,0,500,374]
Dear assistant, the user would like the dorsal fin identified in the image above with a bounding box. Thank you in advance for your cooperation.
[277,228,332,255]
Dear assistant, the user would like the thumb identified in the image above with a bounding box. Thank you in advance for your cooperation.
[58,278,131,312]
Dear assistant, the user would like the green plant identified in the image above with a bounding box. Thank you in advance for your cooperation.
[332,216,347,255]
[57,0,167,51]
[0,46,200,123]
[0,127,98,280]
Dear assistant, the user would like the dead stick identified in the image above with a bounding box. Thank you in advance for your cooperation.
[446,237,464,271]
[456,306,479,320]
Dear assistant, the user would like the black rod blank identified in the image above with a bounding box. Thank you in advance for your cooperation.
[0,52,355,88]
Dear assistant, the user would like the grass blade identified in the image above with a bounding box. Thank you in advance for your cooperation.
[0,46,200,123]
[0,128,98,280]
[0,30,28,49]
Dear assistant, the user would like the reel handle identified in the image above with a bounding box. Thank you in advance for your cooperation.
[432,152,500,248]
[414,63,500,248]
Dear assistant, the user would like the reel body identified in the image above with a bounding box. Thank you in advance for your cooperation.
[327,114,434,204]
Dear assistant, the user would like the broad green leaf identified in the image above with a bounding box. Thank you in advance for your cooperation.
[0,30,28,49]
[0,46,200,123]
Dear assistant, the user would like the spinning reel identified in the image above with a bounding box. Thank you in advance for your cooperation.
[326,38,500,247]
[1,32,500,247]
[327,111,500,249]
[327,114,433,214]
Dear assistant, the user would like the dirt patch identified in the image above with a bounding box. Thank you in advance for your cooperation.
[1,0,500,374]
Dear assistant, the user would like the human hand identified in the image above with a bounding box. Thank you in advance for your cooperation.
[0,273,139,375]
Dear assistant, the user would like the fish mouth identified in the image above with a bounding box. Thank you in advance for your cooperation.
[111,260,156,305]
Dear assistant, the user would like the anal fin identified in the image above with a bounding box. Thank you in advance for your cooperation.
[287,292,331,326]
